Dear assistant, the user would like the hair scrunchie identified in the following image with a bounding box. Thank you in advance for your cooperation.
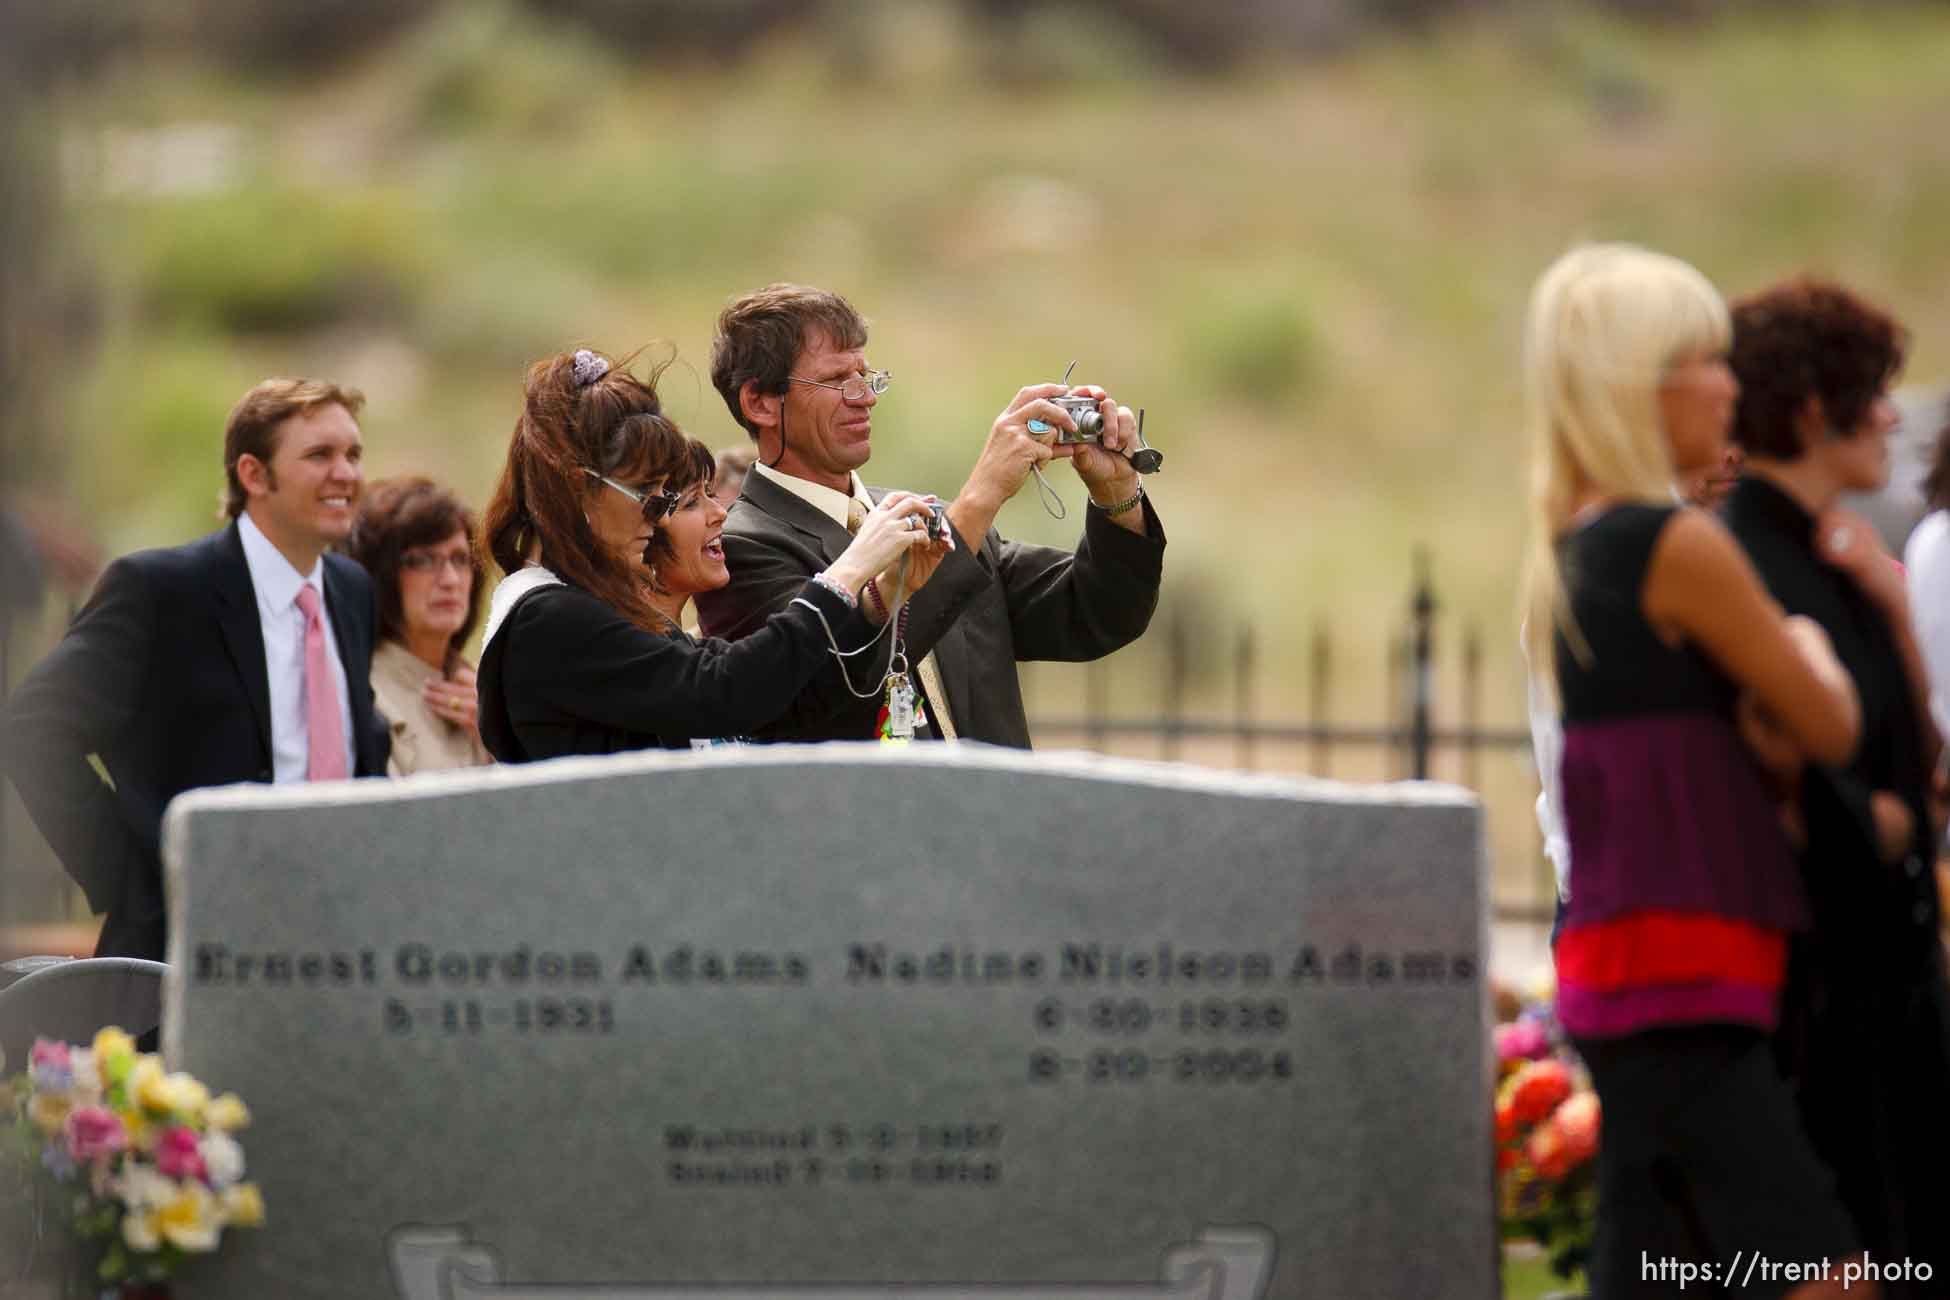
[572,349,610,388]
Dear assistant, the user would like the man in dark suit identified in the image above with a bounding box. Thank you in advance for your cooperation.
[695,284,1164,745]
[4,378,389,961]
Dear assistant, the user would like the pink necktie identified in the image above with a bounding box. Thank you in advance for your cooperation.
[294,584,348,781]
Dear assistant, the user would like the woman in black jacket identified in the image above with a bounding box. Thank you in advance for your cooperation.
[1722,279,1950,1296]
[476,347,948,761]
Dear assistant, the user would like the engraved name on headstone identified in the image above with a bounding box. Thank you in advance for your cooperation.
[162,745,1495,1300]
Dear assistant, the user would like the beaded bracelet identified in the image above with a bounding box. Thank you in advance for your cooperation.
[863,577,888,622]
[809,571,859,610]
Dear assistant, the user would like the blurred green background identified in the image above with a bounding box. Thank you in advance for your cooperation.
[5,0,1950,934]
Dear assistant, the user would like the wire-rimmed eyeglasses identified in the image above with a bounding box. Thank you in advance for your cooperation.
[787,370,892,403]
[584,469,681,523]
[399,547,476,575]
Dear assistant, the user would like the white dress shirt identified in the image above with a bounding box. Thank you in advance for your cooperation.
[751,460,869,534]
[238,512,356,782]
[1527,672,1572,902]
[1906,509,1950,737]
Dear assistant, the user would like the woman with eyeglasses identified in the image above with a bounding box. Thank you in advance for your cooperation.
[476,347,950,762]
[343,476,493,774]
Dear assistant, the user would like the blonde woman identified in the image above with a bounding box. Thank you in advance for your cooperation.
[1520,245,1867,1299]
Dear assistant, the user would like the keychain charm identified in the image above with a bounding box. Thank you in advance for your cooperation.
[881,673,917,742]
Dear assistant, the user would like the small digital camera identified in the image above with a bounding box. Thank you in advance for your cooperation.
[923,498,950,541]
[1049,394,1107,445]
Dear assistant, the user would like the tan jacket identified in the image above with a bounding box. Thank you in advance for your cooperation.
[371,640,491,776]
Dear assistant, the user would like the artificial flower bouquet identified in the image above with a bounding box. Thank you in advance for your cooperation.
[1494,998,1600,1283]
[3,1028,264,1295]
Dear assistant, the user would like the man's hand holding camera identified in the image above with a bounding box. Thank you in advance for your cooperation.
[948,382,1146,544]
[1058,384,1146,535]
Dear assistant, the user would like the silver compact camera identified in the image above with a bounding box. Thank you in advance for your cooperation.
[1034,360,1163,474]
[1049,394,1108,445]
[1050,394,1164,475]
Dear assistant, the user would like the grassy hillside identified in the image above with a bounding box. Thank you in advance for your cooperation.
[36,1,1950,902]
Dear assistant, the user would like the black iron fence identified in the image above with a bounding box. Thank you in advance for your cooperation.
[1032,553,1532,774]
[1025,551,1550,922]
[4,552,1556,931]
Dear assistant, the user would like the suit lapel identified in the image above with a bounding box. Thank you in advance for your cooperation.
[212,524,273,765]
[738,470,852,563]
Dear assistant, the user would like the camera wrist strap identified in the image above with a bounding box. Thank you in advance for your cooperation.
[1029,464,1068,520]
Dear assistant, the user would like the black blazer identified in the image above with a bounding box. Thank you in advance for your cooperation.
[694,470,1166,747]
[2,522,388,961]
[476,577,864,762]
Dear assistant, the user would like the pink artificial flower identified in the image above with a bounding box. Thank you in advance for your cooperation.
[155,1126,208,1182]
[1552,1091,1601,1169]
[29,1039,71,1071]
[1494,1020,1551,1063]
[63,1106,128,1162]
[1527,1120,1572,1181]
[28,1038,76,1091]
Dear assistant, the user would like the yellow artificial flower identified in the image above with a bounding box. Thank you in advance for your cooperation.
[155,1182,221,1252]
[129,1057,165,1109]
[121,1109,156,1153]
[96,1030,137,1088]
[170,1074,210,1118]
[130,1057,209,1119]
[92,1026,135,1064]
[28,1091,72,1137]
[204,1092,252,1132]
[220,1183,265,1228]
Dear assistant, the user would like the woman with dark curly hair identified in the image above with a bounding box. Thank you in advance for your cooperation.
[1525,246,1867,1300]
[475,347,949,761]
[344,476,492,774]
[1723,278,1950,1293]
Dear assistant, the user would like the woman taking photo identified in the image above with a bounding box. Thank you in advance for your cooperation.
[1522,245,1865,1299]
[343,476,492,774]
[477,347,948,761]
[1722,279,1950,1294]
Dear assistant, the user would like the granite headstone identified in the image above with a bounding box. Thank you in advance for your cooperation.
[161,744,1495,1299]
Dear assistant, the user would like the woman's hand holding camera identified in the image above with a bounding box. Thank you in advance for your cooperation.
[870,499,955,615]
[826,491,953,603]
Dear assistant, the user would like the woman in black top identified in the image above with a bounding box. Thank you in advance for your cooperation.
[476,347,949,761]
[1723,278,1950,1295]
